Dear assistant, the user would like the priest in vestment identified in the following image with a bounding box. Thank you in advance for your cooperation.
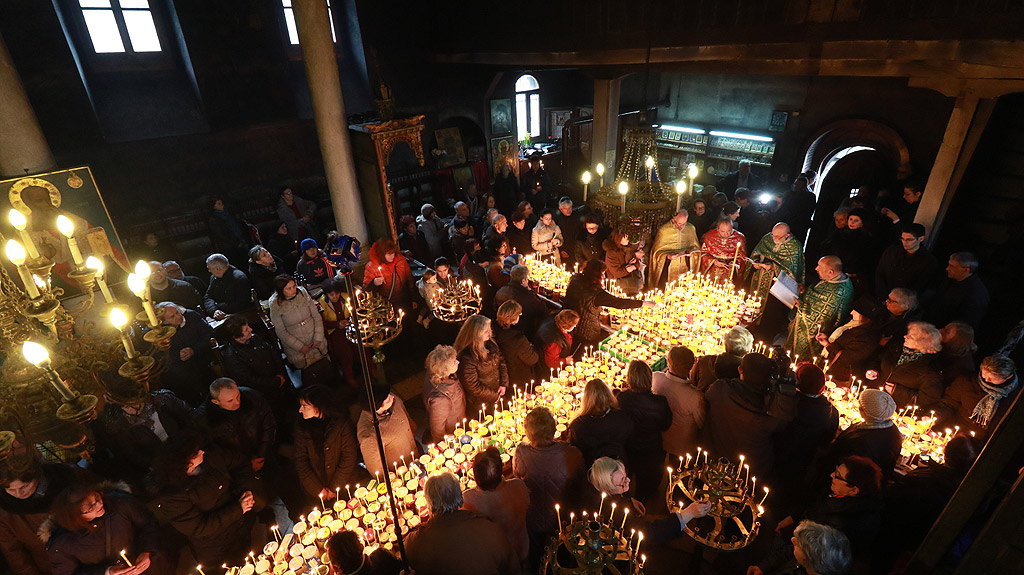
[700,218,747,284]
[787,255,854,360]
[649,210,700,290]
[748,223,805,312]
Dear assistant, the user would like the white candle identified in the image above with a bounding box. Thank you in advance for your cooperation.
[56,215,84,267]
[8,210,40,260]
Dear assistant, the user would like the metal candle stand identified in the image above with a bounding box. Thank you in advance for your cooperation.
[430,279,482,323]
[542,517,645,575]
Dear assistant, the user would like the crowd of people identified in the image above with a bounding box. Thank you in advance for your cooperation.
[0,160,1016,575]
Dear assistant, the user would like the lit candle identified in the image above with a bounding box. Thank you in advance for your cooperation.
[598,492,606,518]
[127,273,159,327]
[319,493,325,511]
[618,181,628,213]
[8,209,40,260]
[759,486,770,507]
[685,453,692,468]
[5,240,40,299]
[620,506,629,530]
[110,308,138,359]
[120,550,133,567]
[197,565,207,575]
[555,504,562,533]
[56,215,84,267]
[609,502,617,526]
[86,256,114,303]
[581,171,591,202]
[675,180,686,211]
[596,163,605,187]
[271,524,280,542]
[345,484,352,499]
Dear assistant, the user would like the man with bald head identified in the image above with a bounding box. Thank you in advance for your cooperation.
[787,256,853,359]
[748,223,805,315]
[650,209,700,290]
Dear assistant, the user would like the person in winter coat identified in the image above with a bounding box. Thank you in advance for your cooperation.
[203,254,253,319]
[276,187,320,243]
[934,354,1018,440]
[269,274,328,370]
[704,353,798,480]
[247,245,285,301]
[536,311,578,370]
[454,315,509,409]
[531,209,563,265]
[826,389,903,479]
[574,214,606,266]
[44,481,169,575]
[154,302,215,406]
[0,462,90,575]
[208,197,250,268]
[363,239,415,309]
[567,379,635,468]
[416,204,447,261]
[423,345,467,443]
[146,261,201,313]
[563,260,651,350]
[492,301,539,387]
[295,238,334,286]
[318,276,371,387]
[652,346,703,460]
[398,215,431,264]
[259,220,299,271]
[867,321,944,409]
[149,433,264,567]
[616,361,673,502]
[690,326,752,392]
[219,315,289,400]
[492,265,547,339]
[192,379,276,473]
[294,385,359,506]
[814,297,881,385]
[512,407,584,570]
[356,383,418,477]
[462,448,531,569]
[602,228,644,296]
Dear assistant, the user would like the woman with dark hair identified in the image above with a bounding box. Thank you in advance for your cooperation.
[148,432,263,567]
[276,187,321,243]
[567,379,635,467]
[602,228,645,295]
[295,238,334,286]
[44,482,168,575]
[248,245,284,301]
[458,238,481,275]
[326,530,402,575]
[454,315,509,409]
[617,361,672,503]
[294,385,360,505]
[208,197,249,267]
[690,198,714,239]
[564,260,652,350]
[398,215,431,264]
[363,238,414,309]
[462,448,530,569]
[269,274,330,379]
[318,276,370,388]
[259,220,299,270]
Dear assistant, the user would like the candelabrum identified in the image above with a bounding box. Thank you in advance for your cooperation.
[667,449,765,550]
[542,509,646,575]
[430,279,482,322]
[344,289,404,349]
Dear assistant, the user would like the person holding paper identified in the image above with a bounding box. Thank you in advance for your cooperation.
[699,218,747,285]
[748,223,805,312]
[787,256,854,360]
[649,209,700,290]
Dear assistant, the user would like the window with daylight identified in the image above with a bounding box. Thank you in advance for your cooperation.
[281,0,337,45]
[515,74,540,142]
[78,0,162,54]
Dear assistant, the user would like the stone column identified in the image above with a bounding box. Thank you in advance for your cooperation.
[591,77,622,176]
[291,0,368,242]
[0,33,56,178]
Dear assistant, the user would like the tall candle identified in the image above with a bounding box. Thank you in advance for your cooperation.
[56,215,84,267]
[8,210,40,260]
[5,240,40,299]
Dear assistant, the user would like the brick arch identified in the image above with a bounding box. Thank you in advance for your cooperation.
[801,119,911,179]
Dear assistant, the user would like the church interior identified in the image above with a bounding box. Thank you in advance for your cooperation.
[2,1,1024,574]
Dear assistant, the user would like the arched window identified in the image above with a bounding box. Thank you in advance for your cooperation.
[515,74,540,142]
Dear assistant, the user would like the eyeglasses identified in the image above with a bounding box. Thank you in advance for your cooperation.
[831,469,850,484]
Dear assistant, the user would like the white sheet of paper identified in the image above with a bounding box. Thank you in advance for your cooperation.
[770,272,800,309]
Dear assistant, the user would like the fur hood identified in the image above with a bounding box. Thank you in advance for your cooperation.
[37,480,131,544]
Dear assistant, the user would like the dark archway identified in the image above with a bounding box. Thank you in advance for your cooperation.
[802,119,911,179]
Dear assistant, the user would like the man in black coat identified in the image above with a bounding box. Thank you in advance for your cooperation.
[924,251,990,331]
[203,253,253,319]
[574,215,605,265]
[493,265,548,339]
[553,197,583,270]
[506,211,534,255]
[716,160,761,200]
[773,365,840,509]
[147,261,202,312]
[874,223,938,297]
[155,302,215,406]
[777,176,817,245]
[192,379,277,474]
[704,353,797,480]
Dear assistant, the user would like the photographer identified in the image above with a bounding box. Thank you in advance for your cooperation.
[704,352,797,479]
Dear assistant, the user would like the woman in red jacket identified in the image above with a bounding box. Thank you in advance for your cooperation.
[363,238,415,309]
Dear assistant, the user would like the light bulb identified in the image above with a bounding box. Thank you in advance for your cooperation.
[110,308,129,329]
[595,163,605,175]
[134,260,151,280]
[688,163,699,179]
[581,171,591,184]
[676,181,687,195]
[22,340,49,366]
[5,240,26,265]
[8,209,27,230]
[618,181,628,195]
[86,256,104,273]
[56,215,75,238]
[127,273,147,296]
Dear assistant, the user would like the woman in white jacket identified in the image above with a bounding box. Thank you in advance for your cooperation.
[269,273,327,370]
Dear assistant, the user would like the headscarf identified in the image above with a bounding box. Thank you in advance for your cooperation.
[971,373,1019,428]
[856,388,896,429]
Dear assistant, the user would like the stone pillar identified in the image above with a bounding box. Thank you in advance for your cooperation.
[916,94,994,245]
[591,77,622,176]
[0,33,56,178]
[292,0,368,242]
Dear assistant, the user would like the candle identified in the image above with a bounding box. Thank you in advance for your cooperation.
[8,209,40,260]
[345,484,352,499]
[609,502,617,526]
[127,273,159,327]
[620,506,629,530]
[677,456,684,472]
[5,240,40,299]
[598,492,606,518]
[555,504,562,533]
[618,181,628,213]
[759,486,770,506]
[87,256,114,303]
[685,453,692,468]
[120,550,133,567]
[581,171,591,202]
[596,163,605,187]
[675,180,686,211]
[318,493,325,511]
[636,531,644,553]
[110,308,138,359]
[56,215,84,267]
[271,525,280,542]
[197,565,207,575]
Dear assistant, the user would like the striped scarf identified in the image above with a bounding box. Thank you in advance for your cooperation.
[971,373,1018,428]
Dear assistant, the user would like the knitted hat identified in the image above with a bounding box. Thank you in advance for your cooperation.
[795,363,826,395]
[851,296,876,318]
[300,238,318,252]
[859,389,896,422]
